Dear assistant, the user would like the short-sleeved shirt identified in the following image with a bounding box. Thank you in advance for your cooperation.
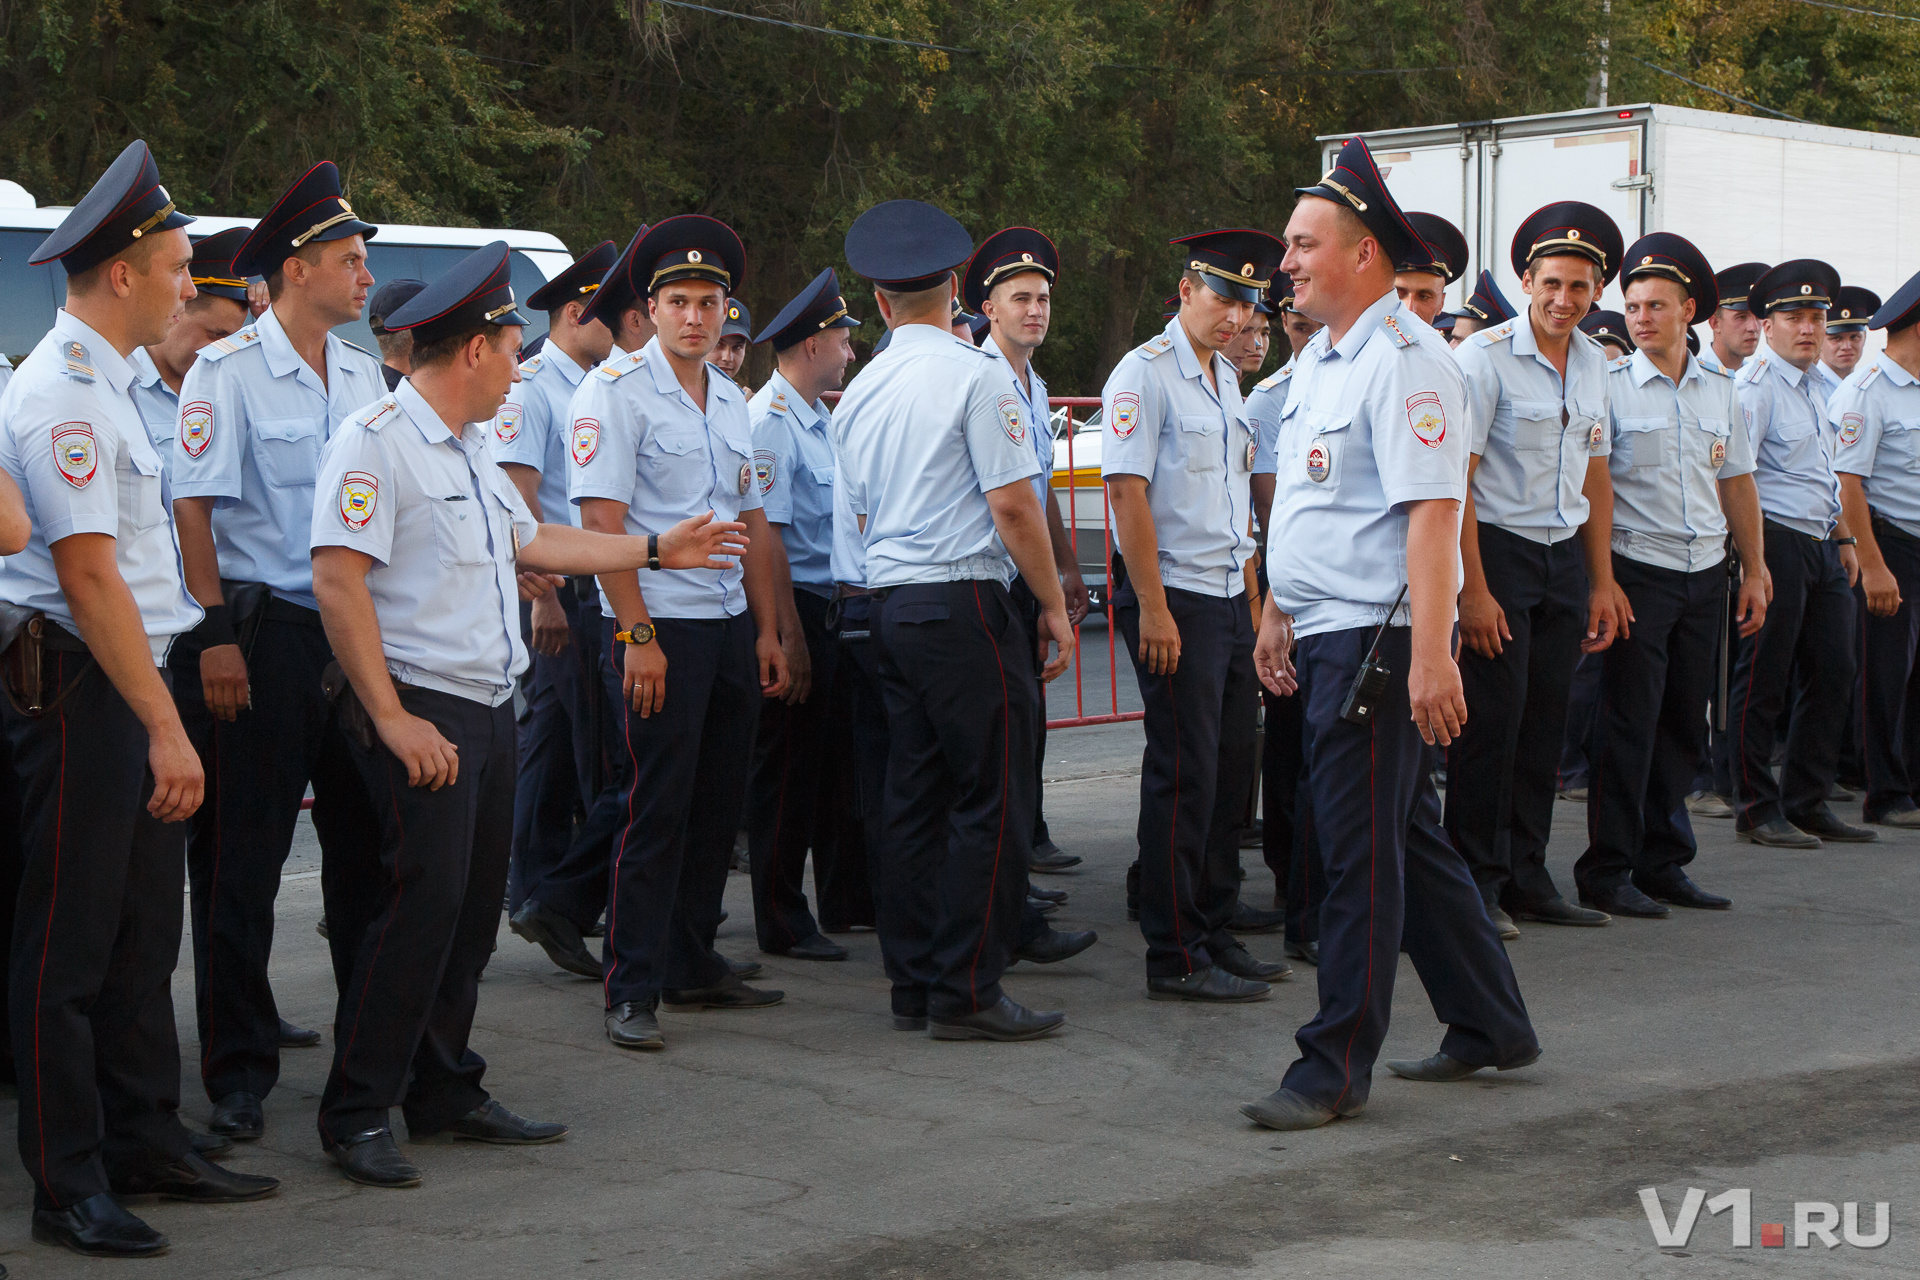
[832,324,1041,591]
[1606,349,1752,573]
[1831,357,1920,539]
[0,311,201,661]
[0,354,12,394]
[1246,359,1295,477]
[127,347,180,467]
[1696,349,1732,378]
[1264,290,1468,638]
[310,378,537,706]
[1735,350,1841,538]
[750,371,836,598]
[1099,317,1256,598]
[829,469,868,589]
[980,341,1054,507]
[1455,316,1610,544]
[1811,359,1846,410]
[172,303,387,609]
[490,342,589,526]
[566,336,759,619]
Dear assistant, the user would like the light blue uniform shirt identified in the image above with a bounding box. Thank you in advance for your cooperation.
[829,470,868,589]
[567,336,759,619]
[310,379,537,706]
[1455,316,1610,544]
[980,340,1054,507]
[0,355,11,393]
[1264,291,1467,637]
[1696,348,1731,378]
[1735,350,1841,539]
[1099,316,1256,598]
[1606,349,1752,573]
[749,371,836,598]
[832,324,1040,591]
[1811,359,1846,410]
[490,342,588,526]
[1245,358,1296,476]
[0,311,201,661]
[127,347,179,466]
[171,304,387,610]
[1831,356,1920,539]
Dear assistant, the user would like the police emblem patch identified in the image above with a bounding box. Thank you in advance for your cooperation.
[339,470,378,531]
[180,400,214,458]
[1111,392,1141,440]
[571,419,600,467]
[738,461,753,495]
[1305,439,1331,483]
[1406,391,1447,448]
[52,423,96,488]
[754,449,777,495]
[1839,412,1865,447]
[495,403,523,444]
[997,395,1027,445]
[1710,437,1728,467]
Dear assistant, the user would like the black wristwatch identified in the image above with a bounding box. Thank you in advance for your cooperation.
[615,623,657,646]
[647,533,661,571]
[1833,536,1859,547]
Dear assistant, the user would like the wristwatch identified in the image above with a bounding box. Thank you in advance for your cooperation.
[615,623,656,646]
[647,532,661,571]
[1833,536,1859,546]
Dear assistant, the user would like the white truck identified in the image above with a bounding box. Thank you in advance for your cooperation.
[1324,102,1920,351]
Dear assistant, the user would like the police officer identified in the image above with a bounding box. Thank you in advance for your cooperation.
[1728,260,1875,849]
[367,278,427,391]
[834,199,1076,1040]
[170,161,387,1142]
[492,240,619,936]
[1,140,278,1257]
[1579,310,1634,361]
[1573,234,1768,917]
[1223,284,1275,380]
[743,267,860,960]
[1393,212,1468,325]
[1447,269,1517,344]
[1698,262,1769,377]
[128,228,252,463]
[309,241,749,1185]
[1241,138,1537,1132]
[1832,274,1920,827]
[1816,285,1880,403]
[713,296,753,389]
[570,216,792,1050]
[1447,202,1625,937]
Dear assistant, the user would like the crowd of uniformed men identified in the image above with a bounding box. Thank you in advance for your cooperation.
[0,132,1912,1260]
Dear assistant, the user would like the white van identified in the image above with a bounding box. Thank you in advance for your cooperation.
[0,178,576,360]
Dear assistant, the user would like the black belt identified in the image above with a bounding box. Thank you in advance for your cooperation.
[1761,517,1833,544]
[38,619,91,653]
[264,597,326,628]
[1871,510,1920,547]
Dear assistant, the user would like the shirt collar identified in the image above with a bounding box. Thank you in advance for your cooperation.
[641,335,740,413]
[1162,315,1236,391]
[766,370,824,431]
[1763,347,1807,389]
[256,302,332,389]
[394,377,458,446]
[51,309,136,395]
[887,323,970,356]
[1878,357,1918,387]
[1326,289,1401,362]
[1628,347,1704,389]
[127,344,167,392]
[541,341,588,387]
[980,337,1047,400]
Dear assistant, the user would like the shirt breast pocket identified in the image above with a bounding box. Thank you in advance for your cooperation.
[1772,413,1818,466]
[647,424,709,498]
[1690,416,1733,471]
[1571,399,1607,454]
[1507,399,1560,452]
[1297,409,1351,488]
[808,464,837,492]
[1616,416,1673,470]
[1883,420,1920,471]
[252,417,320,489]
[117,447,165,535]
[431,494,493,568]
[1179,413,1224,474]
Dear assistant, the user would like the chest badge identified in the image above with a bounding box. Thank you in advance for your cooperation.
[52,423,97,488]
[1588,421,1605,453]
[1305,439,1331,483]
[738,460,753,495]
[339,471,379,531]
[1838,412,1864,447]
[1244,438,1258,472]
[1710,437,1728,467]
[180,400,214,458]
[570,419,600,467]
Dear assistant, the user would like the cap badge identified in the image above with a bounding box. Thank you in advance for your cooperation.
[688,249,703,264]
[1021,252,1033,263]
[1641,255,1654,265]
[1568,229,1581,240]
[1802,285,1813,295]
[1242,262,1254,277]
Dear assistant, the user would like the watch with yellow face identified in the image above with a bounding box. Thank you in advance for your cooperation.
[615,623,657,646]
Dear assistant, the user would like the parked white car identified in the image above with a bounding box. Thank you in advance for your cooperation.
[1049,407,1111,606]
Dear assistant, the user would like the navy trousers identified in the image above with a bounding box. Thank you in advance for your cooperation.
[1280,626,1537,1114]
[1856,517,1920,820]
[826,597,885,931]
[508,579,598,912]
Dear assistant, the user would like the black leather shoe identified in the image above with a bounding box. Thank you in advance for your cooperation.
[209,1091,264,1140]
[327,1128,422,1188]
[1227,901,1286,933]
[315,915,329,939]
[1028,884,1068,905]
[1012,927,1097,965]
[1791,811,1878,843]
[1027,894,1060,916]
[1146,966,1270,1002]
[770,933,849,961]
[1635,873,1732,910]
[112,1151,279,1202]
[928,996,1064,1041]
[1285,938,1319,965]
[583,913,607,939]
[509,902,602,978]
[892,1014,928,1031]
[190,1129,233,1159]
[1512,896,1610,926]
[1579,883,1670,919]
[724,955,764,979]
[1737,817,1822,849]
[1386,1047,1540,1081]
[1487,904,1521,941]
[32,1192,168,1257]
[662,972,785,1010]
[606,1002,664,1050]
[1029,841,1082,873]
[278,1017,322,1048]
[447,1099,568,1145]
[1125,903,1140,922]
[1874,805,1920,829]
[1239,1087,1336,1131]
[1213,942,1292,982]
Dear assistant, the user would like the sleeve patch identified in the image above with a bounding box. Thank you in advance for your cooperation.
[495,402,523,443]
[1406,392,1447,448]
[997,394,1027,445]
[754,448,778,494]
[53,423,97,487]
[570,419,601,466]
[1839,412,1865,447]
[1111,392,1141,439]
[180,400,214,458]
[338,471,379,531]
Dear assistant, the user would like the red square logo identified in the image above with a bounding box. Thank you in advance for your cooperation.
[1760,1223,1785,1248]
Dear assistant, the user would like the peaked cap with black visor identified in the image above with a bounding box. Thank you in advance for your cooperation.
[580,224,649,331]
[1295,136,1431,274]
[1712,262,1770,314]
[1456,270,1517,325]
[231,161,378,280]
[30,139,195,275]
[757,267,861,351]
[1621,232,1717,319]
[378,241,529,346]
[528,238,619,313]
[1750,260,1842,316]
[1169,228,1284,306]
[186,226,253,303]
[1828,286,1881,334]
[1399,212,1468,284]
[1511,201,1623,287]
[845,200,975,294]
[1871,271,1920,333]
[963,227,1058,313]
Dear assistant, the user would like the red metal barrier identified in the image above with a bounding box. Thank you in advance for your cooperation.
[1045,396,1139,731]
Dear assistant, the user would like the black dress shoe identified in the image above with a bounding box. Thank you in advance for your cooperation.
[112,1151,279,1202]
[1873,805,1920,828]
[1579,883,1670,919]
[1227,901,1286,933]
[1029,840,1082,873]
[770,934,848,961]
[278,1017,322,1048]
[1790,811,1878,843]
[1737,817,1822,849]
[446,1099,568,1145]
[1511,896,1610,926]
[209,1091,265,1140]
[1284,938,1319,965]
[1146,966,1270,1002]
[724,954,764,979]
[662,972,785,1010]
[315,915,329,939]
[892,1014,928,1032]
[1012,927,1097,965]
[606,1002,664,1050]
[583,913,607,939]
[1385,1047,1540,1081]
[509,902,602,978]
[1212,942,1292,982]
[189,1129,233,1159]
[1239,1088,1336,1131]
[1028,894,1060,916]
[327,1128,422,1188]
[1028,884,1068,905]
[1487,904,1520,941]
[928,996,1064,1041]
[1125,903,1140,922]
[1635,873,1732,910]
[32,1192,168,1257]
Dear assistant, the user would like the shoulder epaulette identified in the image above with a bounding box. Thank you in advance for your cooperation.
[768,390,791,414]
[1857,363,1886,390]
[518,353,544,376]
[1136,332,1177,359]
[1471,320,1517,348]
[1253,361,1294,393]
[58,340,95,384]
[340,339,380,362]
[1608,354,1632,372]
[357,397,402,432]
[196,328,262,363]
[1381,314,1418,349]
[593,348,647,382]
